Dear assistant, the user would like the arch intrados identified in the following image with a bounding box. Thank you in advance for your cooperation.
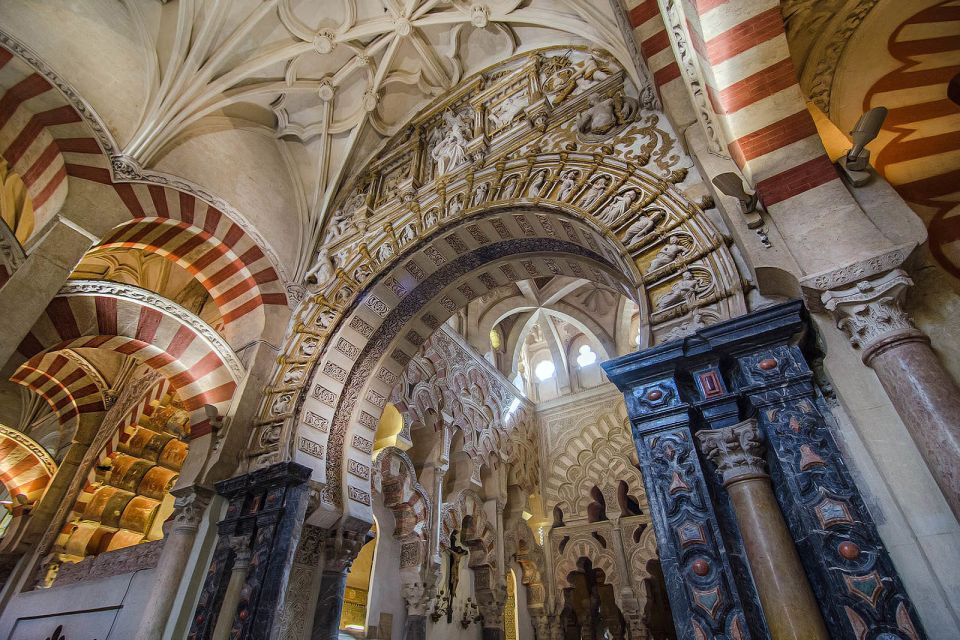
[299,230,637,525]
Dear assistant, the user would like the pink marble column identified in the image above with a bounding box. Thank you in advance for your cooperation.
[824,269,960,520]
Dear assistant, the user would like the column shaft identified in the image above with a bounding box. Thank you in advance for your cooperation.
[869,339,960,518]
[725,478,827,640]
[212,541,252,640]
[311,569,348,640]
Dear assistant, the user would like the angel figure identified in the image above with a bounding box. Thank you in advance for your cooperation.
[432,110,470,176]
[646,236,686,273]
[305,245,335,285]
[599,189,637,225]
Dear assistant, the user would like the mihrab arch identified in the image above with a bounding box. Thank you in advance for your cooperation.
[249,46,747,528]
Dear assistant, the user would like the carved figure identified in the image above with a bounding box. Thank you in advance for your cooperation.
[472,182,489,206]
[656,271,699,310]
[377,242,395,262]
[527,171,547,197]
[577,94,637,137]
[424,209,439,228]
[315,307,336,330]
[448,194,464,217]
[299,337,319,357]
[305,246,335,285]
[432,111,470,176]
[663,310,708,341]
[398,224,417,245]
[576,52,613,90]
[500,175,519,199]
[353,263,371,283]
[282,367,304,385]
[646,236,686,273]
[581,176,608,208]
[558,170,579,201]
[489,93,528,130]
[599,189,637,224]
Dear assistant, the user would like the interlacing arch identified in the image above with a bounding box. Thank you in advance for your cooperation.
[375,446,431,573]
[553,537,623,607]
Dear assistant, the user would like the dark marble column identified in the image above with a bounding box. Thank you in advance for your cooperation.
[603,300,927,640]
[310,527,369,640]
[823,269,960,520]
[600,362,764,639]
[187,461,312,640]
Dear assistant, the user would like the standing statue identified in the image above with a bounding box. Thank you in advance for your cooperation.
[305,245,335,285]
[432,110,470,176]
[527,170,547,197]
[558,170,579,201]
[447,193,464,217]
[646,236,686,273]
[599,189,637,224]
[622,209,661,245]
[581,176,608,208]
[472,182,489,206]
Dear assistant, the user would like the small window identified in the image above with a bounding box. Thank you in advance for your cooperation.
[534,359,555,381]
[576,344,597,367]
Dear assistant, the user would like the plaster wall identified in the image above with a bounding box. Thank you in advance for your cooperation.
[0,567,157,640]
[366,503,408,640]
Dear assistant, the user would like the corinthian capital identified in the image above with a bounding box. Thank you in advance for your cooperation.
[696,419,766,486]
[170,485,215,532]
[821,269,923,362]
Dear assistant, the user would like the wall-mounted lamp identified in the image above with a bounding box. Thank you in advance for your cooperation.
[430,589,451,623]
[459,597,481,628]
[837,106,887,186]
[711,173,763,229]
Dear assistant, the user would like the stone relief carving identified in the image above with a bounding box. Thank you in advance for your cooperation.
[655,271,701,311]
[646,236,687,273]
[432,110,471,176]
[576,93,638,140]
[696,419,767,485]
[305,245,335,286]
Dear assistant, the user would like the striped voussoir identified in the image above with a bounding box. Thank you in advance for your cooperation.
[0,423,57,515]
[0,44,287,326]
[0,47,76,230]
[626,0,682,91]
[16,293,242,438]
[10,351,106,433]
[678,0,840,203]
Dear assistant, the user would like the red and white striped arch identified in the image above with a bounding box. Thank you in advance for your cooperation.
[625,0,842,207]
[0,48,77,235]
[10,352,106,435]
[0,44,288,328]
[0,423,57,515]
[15,290,243,437]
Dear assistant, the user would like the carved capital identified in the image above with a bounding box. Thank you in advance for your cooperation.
[229,535,253,570]
[696,419,767,486]
[821,269,924,363]
[401,581,435,616]
[170,485,215,532]
[321,528,369,574]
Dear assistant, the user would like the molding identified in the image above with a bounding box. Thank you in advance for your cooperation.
[59,280,246,381]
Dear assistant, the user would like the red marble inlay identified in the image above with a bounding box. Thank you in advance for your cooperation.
[758,358,778,370]
[646,389,663,400]
[692,559,710,576]
[839,541,861,560]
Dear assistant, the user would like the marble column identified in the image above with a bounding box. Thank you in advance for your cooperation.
[823,269,960,520]
[697,420,828,640]
[211,537,253,640]
[310,528,368,640]
[135,486,214,640]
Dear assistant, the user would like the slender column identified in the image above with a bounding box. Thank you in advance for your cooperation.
[310,528,368,640]
[823,269,960,520]
[135,486,215,640]
[697,420,828,640]
[211,537,253,640]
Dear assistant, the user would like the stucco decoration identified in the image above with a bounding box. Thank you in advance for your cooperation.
[248,47,745,527]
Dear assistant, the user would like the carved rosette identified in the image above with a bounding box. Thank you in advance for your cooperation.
[696,419,767,486]
[821,269,923,363]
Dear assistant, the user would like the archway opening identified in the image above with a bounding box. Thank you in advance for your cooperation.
[340,523,378,636]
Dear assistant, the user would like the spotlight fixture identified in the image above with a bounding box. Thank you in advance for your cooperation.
[711,172,763,229]
[838,106,887,186]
